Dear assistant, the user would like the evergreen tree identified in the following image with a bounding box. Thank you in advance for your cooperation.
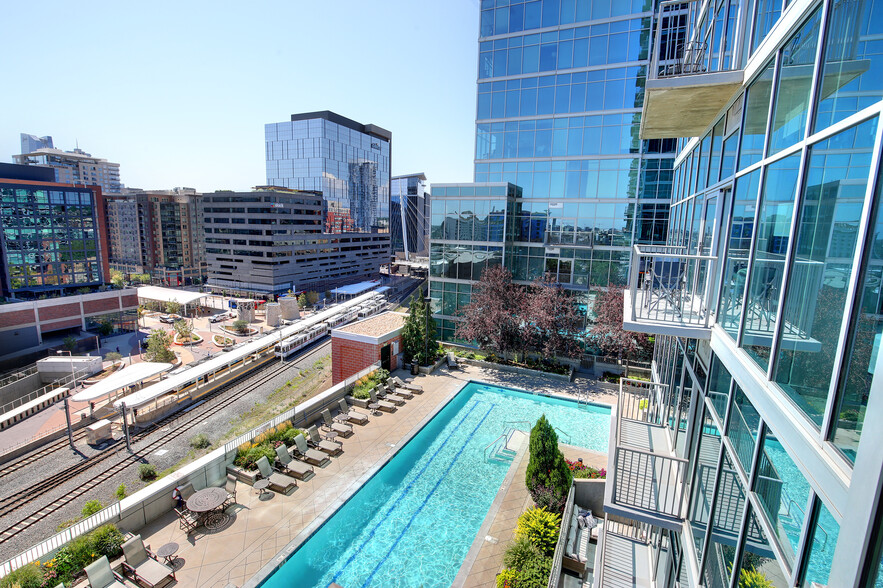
[525,415,572,510]
[144,330,176,363]
[402,286,438,365]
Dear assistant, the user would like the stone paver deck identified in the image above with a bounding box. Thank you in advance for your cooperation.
[135,364,614,587]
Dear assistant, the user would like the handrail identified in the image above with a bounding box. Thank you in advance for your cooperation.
[554,426,571,444]
[483,432,508,462]
[781,487,828,548]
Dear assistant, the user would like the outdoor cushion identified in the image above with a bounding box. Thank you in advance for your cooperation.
[85,556,126,588]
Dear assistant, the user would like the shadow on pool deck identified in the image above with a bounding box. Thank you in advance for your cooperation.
[135,365,614,588]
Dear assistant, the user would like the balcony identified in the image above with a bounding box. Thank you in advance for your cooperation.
[604,378,688,530]
[624,245,717,339]
[640,0,744,139]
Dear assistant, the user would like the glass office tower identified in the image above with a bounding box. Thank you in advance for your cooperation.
[430,0,675,340]
[390,173,430,260]
[599,0,883,586]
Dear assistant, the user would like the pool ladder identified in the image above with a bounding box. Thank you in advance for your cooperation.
[484,428,519,463]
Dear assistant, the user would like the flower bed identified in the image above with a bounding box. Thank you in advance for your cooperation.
[220,325,257,337]
[212,334,234,348]
[349,368,389,400]
[232,422,304,471]
[447,347,571,376]
[173,333,203,345]
[566,459,606,479]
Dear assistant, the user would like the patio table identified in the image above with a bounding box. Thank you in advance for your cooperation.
[186,487,229,530]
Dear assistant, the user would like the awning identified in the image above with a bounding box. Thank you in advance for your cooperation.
[137,286,207,306]
[71,362,174,402]
[330,281,381,296]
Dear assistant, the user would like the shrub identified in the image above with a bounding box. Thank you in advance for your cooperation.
[515,554,553,588]
[738,568,775,588]
[495,568,518,588]
[115,483,127,500]
[515,507,561,555]
[104,351,122,362]
[81,500,103,517]
[232,319,249,334]
[529,480,568,512]
[89,524,125,559]
[233,444,277,470]
[281,428,303,447]
[502,535,542,571]
[190,433,211,449]
[525,415,572,511]
[138,463,157,481]
[0,563,43,588]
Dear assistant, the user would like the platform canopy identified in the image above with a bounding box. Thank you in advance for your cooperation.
[71,362,174,403]
[137,286,207,306]
[330,281,381,296]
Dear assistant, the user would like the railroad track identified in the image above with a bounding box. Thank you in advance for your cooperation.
[0,352,302,542]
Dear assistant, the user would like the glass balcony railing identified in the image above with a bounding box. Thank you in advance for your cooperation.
[625,245,718,334]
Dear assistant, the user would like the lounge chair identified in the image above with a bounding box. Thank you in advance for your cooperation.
[307,425,343,455]
[175,508,198,534]
[377,384,405,406]
[386,381,413,399]
[274,445,314,480]
[321,409,354,437]
[222,473,237,510]
[293,433,331,466]
[391,376,423,394]
[85,555,127,588]
[369,388,396,412]
[121,534,175,587]
[447,352,461,369]
[338,398,368,424]
[255,456,298,494]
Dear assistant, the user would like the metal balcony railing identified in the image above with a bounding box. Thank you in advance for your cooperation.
[651,0,745,81]
[628,245,718,330]
[610,378,688,520]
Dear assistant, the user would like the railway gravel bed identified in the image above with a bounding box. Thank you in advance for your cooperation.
[0,342,331,562]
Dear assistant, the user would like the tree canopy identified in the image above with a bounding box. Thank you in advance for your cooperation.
[402,286,438,365]
[588,284,651,362]
[144,330,175,363]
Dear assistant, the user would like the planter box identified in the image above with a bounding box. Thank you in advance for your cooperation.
[417,355,447,375]
[226,464,259,485]
[349,396,371,409]
[460,357,574,382]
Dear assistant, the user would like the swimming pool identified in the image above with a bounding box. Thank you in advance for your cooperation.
[258,381,611,588]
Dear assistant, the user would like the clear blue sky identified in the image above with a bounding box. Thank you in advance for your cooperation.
[0,1,479,191]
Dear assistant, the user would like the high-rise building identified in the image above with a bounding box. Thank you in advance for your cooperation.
[13,139,123,194]
[599,0,883,586]
[203,187,389,296]
[390,173,430,260]
[0,163,109,298]
[430,0,675,340]
[265,111,391,236]
[104,189,206,286]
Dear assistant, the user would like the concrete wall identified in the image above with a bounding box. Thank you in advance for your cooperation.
[36,356,103,383]
[573,479,606,515]
[0,373,43,406]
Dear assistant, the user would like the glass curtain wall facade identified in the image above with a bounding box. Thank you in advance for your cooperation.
[390,173,430,260]
[615,0,883,585]
[431,0,676,341]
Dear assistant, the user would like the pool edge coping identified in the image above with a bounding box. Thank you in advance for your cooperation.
[242,377,470,588]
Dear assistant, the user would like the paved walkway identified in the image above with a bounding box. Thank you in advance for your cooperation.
[133,364,615,587]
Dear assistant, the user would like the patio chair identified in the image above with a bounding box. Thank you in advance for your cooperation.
[337,398,368,424]
[321,409,354,437]
[307,425,343,455]
[177,482,196,502]
[84,555,127,588]
[376,384,405,406]
[447,352,461,369]
[274,445,314,480]
[293,433,331,466]
[222,473,237,510]
[391,376,423,394]
[255,456,298,494]
[175,508,198,535]
[369,388,396,412]
[121,534,176,587]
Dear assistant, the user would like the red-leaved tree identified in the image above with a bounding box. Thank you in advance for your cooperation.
[455,265,526,359]
[589,283,651,368]
[523,273,584,359]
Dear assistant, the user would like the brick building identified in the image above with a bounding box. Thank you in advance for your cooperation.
[331,312,405,385]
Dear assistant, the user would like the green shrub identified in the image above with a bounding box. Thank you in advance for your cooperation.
[233,444,277,470]
[81,500,103,517]
[115,484,127,500]
[138,463,157,481]
[104,351,122,362]
[495,568,518,588]
[515,554,553,588]
[738,568,775,588]
[502,535,542,571]
[49,524,125,586]
[190,433,211,449]
[280,428,303,447]
[0,562,43,588]
[89,524,125,559]
[515,507,561,555]
[525,415,572,511]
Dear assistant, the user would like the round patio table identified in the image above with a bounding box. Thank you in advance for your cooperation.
[186,487,229,530]
[156,542,179,566]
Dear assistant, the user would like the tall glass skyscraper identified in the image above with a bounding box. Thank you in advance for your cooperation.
[430,0,675,340]
[390,173,430,260]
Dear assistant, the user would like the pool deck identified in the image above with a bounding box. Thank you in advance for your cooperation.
[135,364,614,587]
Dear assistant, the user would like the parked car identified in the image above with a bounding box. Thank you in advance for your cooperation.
[159,315,174,323]
[209,312,232,323]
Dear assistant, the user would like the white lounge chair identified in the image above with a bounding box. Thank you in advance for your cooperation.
[274,444,314,480]
[307,425,343,455]
[293,433,331,466]
[338,398,368,424]
[391,376,423,393]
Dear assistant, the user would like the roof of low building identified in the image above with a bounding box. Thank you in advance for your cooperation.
[336,312,405,337]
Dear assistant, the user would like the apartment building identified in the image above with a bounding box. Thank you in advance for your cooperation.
[13,135,123,194]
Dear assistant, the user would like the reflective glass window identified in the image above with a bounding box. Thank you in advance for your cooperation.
[728,386,760,474]
[740,62,775,170]
[741,154,801,371]
[800,500,840,587]
[735,507,789,586]
[707,355,733,424]
[769,8,822,155]
[814,0,883,132]
[702,452,745,588]
[688,405,721,562]
[774,118,877,427]
[752,0,782,55]
[719,169,760,339]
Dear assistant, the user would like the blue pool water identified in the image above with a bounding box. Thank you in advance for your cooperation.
[259,381,610,588]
